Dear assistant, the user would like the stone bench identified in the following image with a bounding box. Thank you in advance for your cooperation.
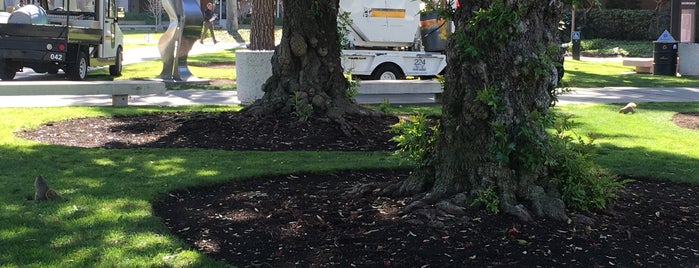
[0,80,166,106]
[355,80,443,104]
[622,59,653,74]
[357,80,442,94]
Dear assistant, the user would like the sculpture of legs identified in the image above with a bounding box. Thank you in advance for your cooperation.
[158,0,203,81]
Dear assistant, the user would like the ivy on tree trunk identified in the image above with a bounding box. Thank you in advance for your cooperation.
[396,0,568,222]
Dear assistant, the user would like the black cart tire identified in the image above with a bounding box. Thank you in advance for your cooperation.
[67,51,88,81]
[0,61,16,81]
[109,46,123,76]
[370,64,405,80]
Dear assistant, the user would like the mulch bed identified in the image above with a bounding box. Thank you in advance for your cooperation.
[17,111,699,267]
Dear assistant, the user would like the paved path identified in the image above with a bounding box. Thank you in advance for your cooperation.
[0,86,697,108]
[557,87,699,104]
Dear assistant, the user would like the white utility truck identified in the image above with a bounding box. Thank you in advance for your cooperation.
[0,0,123,80]
[339,0,449,80]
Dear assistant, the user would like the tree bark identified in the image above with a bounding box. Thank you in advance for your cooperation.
[242,0,374,135]
[249,0,275,50]
[402,0,567,221]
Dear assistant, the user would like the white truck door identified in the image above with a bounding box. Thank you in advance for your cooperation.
[99,0,119,58]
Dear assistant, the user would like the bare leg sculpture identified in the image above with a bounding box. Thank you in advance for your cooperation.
[158,0,203,81]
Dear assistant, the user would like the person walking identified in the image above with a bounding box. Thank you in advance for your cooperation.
[200,2,217,44]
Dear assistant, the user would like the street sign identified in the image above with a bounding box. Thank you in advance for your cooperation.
[572,31,581,40]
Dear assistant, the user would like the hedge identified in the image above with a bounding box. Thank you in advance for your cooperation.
[561,9,671,41]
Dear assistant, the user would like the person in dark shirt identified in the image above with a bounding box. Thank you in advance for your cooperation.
[200,2,217,44]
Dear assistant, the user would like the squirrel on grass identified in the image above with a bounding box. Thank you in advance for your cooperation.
[619,102,637,114]
[34,176,62,201]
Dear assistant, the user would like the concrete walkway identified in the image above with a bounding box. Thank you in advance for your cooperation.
[0,86,697,108]
[557,87,699,104]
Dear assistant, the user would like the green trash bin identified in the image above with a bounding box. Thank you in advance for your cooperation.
[653,41,678,76]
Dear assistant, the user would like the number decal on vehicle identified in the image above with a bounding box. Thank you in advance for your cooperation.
[49,53,64,61]
[413,58,426,71]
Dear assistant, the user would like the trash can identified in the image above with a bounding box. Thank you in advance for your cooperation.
[420,11,449,52]
[653,41,678,75]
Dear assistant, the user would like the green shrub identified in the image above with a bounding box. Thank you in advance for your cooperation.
[389,113,439,167]
[564,38,654,57]
[561,9,670,41]
[291,92,313,121]
[344,72,360,101]
[546,113,628,210]
[471,186,500,214]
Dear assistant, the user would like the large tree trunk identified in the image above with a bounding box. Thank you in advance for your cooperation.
[249,0,275,50]
[399,0,567,222]
[242,0,373,135]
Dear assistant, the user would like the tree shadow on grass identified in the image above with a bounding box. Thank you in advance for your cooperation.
[595,143,699,183]
[229,30,246,45]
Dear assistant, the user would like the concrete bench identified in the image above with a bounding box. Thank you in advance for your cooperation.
[0,80,166,106]
[358,80,442,94]
[622,59,653,74]
[356,80,443,104]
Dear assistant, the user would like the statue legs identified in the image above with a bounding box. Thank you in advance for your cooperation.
[158,0,203,81]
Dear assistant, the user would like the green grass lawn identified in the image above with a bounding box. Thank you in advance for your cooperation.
[88,50,237,90]
[561,60,699,88]
[554,103,699,182]
[1,101,697,266]
[0,106,402,267]
[90,51,236,81]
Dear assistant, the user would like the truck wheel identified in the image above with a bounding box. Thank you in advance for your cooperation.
[67,51,88,81]
[109,46,123,76]
[371,64,405,80]
[0,62,16,81]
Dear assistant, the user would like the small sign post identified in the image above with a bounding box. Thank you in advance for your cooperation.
[572,31,581,60]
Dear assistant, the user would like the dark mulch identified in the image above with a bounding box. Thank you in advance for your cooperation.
[17,112,398,151]
[17,111,699,267]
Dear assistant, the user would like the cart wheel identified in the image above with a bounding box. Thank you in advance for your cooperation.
[0,62,16,81]
[109,46,122,76]
[371,64,405,80]
[67,51,88,81]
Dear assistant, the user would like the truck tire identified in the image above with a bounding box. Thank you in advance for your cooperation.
[66,51,88,81]
[371,64,405,80]
[109,46,123,76]
[0,62,16,81]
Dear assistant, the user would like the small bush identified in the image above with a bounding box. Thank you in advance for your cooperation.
[344,73,360,101]
[291,92,313,121]
[546,113,628,211]
[471,186,500,214]
[389,113,439,167]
